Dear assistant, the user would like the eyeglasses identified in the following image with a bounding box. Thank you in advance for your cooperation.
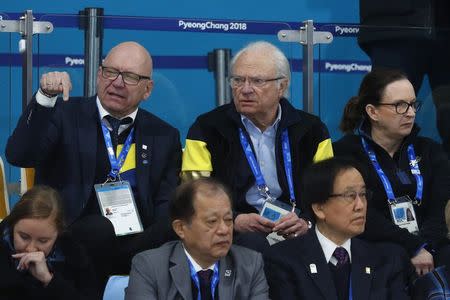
[329,190,372,204]
[377,100,422,115]
[101,66,151,86]
[228,76,285,88]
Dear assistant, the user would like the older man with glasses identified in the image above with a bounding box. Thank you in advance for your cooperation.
[6,41,182,286]
[181,41,333,252]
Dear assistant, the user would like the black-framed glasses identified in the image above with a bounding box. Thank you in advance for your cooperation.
[377,100,422,115]
[228,76,285,88]
[329,190,372,204]
[101,66,151,86]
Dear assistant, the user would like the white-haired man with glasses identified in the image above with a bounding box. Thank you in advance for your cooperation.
[181,41,333,252]
[6,41,182,286]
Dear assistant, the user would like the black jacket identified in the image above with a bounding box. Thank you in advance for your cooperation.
[358,0,450,48]
[411,265,450,299]
[0,221,100,300]
[334,125,450,256]
[182,98,333,218]
[6,96,181,226]
[264,228,410,300]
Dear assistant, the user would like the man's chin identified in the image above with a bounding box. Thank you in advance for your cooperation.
[213,243,231,255]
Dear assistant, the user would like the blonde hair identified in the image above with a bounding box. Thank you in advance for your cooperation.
[5,185,65,234]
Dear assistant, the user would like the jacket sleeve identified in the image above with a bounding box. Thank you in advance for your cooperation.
[6,96,62,167]
[181,117,213,181]
[385,244,413,300]
[38,237,100,300]
[263,249,300,300]
[420,141,450,248]
[43,271,100,300]
[152,128,182,219]
[248,253,270,300]
[125,252,159,300]
[311,120,334,163]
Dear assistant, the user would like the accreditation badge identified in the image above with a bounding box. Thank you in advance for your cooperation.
[94,181,144,236]
[389,195,419,235]
[260,199,300,245]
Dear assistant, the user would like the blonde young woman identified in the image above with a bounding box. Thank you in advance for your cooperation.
[0,185,99,299]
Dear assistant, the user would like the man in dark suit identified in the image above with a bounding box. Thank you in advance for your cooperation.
[6,42,181,279]
[126,178,269,300]
[264,158,410,300]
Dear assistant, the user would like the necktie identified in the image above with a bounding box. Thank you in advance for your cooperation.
[105,115,132,150]
[197,269,213,300]
[333,247,349,268]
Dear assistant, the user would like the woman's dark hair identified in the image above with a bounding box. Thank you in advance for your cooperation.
[4,185,65,233]
[301,157,368,220]
[170,177,232,223]
[339,68,408,133]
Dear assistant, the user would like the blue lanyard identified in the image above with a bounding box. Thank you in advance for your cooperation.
[188,260,219,300]
[360,137,423,205]
[101,121,134,180]
[281,130,296,206]
[407,144,423,204]
[238,128,296,207]
[349,277,353,300]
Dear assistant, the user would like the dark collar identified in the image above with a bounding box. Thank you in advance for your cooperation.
[357,119,420,147]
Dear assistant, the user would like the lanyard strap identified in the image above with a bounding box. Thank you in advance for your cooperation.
[101,121,134,179]
[348,277,353,300]
[239,128,266,192]
[238,128,296,207]
[360,137,423,205]
[281,130,296,206]
[407,144,423,203]
[188,261,219,300]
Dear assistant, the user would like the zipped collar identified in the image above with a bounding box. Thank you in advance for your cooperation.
[356,119,421,154]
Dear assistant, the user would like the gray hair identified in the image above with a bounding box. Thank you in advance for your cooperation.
[230,41,291,98]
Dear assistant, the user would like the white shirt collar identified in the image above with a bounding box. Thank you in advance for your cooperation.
[96,97,138,122]
[240,104,282,133]
[315,225,352,265]
[183,245,215,272]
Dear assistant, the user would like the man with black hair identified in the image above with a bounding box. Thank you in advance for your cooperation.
[126,177,269,300]
[264,158,410,300]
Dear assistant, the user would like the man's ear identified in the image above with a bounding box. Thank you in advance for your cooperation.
[312,203,325,221]
[172,219,185,240]
[277,78,288,98]
[142,79,154,100]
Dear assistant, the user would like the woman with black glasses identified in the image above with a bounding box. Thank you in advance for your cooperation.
[334,68,450,277]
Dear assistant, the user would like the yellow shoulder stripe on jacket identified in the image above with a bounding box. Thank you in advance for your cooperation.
[313,138,334,163]
[182,139,213,171]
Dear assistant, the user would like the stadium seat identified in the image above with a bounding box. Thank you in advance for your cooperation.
[20,167,35,194]
[103,275,129,300]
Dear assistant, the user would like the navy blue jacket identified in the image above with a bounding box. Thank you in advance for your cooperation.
[334,125,450,256]
[6,96,181,226]
[264,228,410,300]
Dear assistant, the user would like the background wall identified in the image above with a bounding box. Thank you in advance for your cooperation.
[0,1,438,206]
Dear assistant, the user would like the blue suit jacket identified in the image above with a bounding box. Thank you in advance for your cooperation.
[6,96,181,226]
[264,229,410,300]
